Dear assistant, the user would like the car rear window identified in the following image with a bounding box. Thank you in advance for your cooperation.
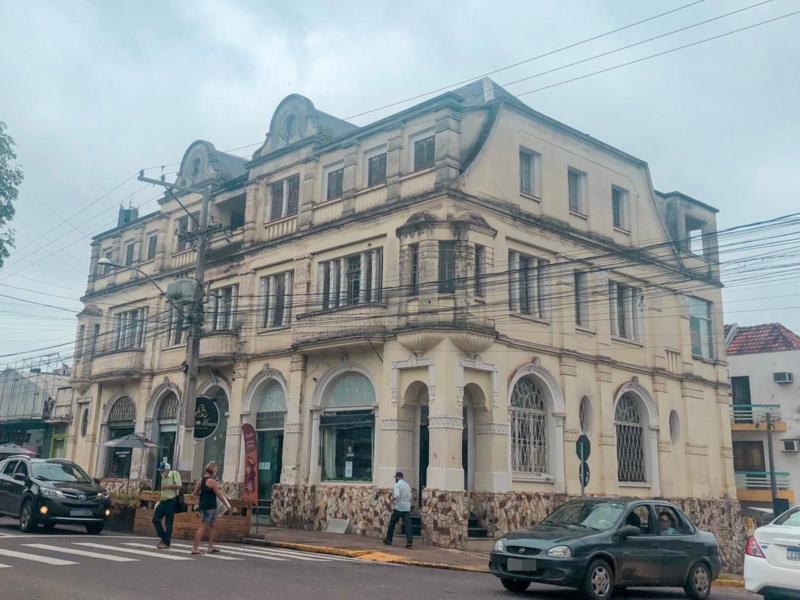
[774,507,800,527]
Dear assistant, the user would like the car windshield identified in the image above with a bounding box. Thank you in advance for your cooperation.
[32,462,92,483]
[541,501,626,531]
[774,507,800,527]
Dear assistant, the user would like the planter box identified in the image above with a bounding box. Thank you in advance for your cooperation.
[133,491,254,542]
[106,502,136,533]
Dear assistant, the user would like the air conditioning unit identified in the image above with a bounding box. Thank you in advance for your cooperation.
[783,439,800,452]
[773,371,794,384]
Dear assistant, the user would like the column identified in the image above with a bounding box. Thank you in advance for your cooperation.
[130,376,153,481]
[385,130,403,203]
[378,417,415,488]
[342,148,358,215]
[434,108,461,188]
[223,361,248,483]
[596,362,618,495]
[281,354,306,485]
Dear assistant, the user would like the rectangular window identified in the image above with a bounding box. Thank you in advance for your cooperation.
[367,153,387,187]
[147,234,158,260]
[568,168,586,215]
[609,281,642,340]
[519,149,540,196]
[91,324,100,356]
[474,245,485,296]
[207,285,237,331]
[112,307,147,351]
[688,296,713,358]
[326,167,344,201]
[731,375,752,423]
[320,249,383,310]
[269,174,300,221]
[101,249,114,274]
[413,135,435,171]
[320,410,374,482]
[438,241,456,294]
[76,325,86,359]
[167,305,185,346]
[124,242,136,266]
[733,441,765,472]
[508,251,549,319]
[176,213,199,252]
[574,271,588,327]
[259,271,294,329]
[612,186,629,230]
[409,243,420,296]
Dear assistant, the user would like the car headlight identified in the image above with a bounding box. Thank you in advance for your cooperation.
[493,539,506,552]
[546,545,572,558]
[41,488,64,498]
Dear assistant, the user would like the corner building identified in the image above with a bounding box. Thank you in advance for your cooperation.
[68,79,743,568]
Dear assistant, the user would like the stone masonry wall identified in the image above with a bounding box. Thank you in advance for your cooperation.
[671,497,746,574]
[420,488,469,549]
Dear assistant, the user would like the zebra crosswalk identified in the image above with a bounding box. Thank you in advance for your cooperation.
[0,538,364,571]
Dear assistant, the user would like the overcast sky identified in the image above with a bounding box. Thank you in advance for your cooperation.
[1,0,799,364]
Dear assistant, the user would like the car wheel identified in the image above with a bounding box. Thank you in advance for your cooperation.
[19,501,37,533]
[86,523,104,535]
[500,578,530,593]
[582,558,614,600]
[683,562,711,600]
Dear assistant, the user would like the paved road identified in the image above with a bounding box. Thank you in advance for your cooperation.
[0,517,757,600]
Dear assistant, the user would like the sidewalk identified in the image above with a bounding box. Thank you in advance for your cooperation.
[242,527,744,587]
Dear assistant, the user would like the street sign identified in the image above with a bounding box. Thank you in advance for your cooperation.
[193,396,220,440]
[575,434,591,459]
[579,462,590,488]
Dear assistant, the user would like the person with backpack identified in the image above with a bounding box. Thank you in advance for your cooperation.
[191,462,231,555]
[153,462,182,549]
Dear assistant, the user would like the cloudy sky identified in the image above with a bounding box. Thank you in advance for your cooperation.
[1,0,799,363]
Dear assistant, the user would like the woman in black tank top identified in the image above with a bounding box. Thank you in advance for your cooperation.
[191,462,230,554]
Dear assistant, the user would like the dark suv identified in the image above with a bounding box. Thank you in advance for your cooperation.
[0,456,111,534]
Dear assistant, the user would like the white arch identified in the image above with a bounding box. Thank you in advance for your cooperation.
[613,380,659,428]
[612,380,661,496]
[506,361,566,492]
[146,381,181,422]
[101,392,137,425]
[242,367,289,416]
[311,363,377,410]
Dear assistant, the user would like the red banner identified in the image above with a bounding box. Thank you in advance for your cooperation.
[241,423,258,506]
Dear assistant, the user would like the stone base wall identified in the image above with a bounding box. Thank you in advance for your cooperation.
[420,489,469,549]
[271,484,394,538]
[671,497,745,574]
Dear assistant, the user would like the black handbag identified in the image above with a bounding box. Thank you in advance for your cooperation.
[174,490,188,514]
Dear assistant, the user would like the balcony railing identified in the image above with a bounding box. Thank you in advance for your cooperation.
[735,470,791,490]
[730,403,780,425]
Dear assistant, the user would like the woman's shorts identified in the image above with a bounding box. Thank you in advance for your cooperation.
[200,509,217,524]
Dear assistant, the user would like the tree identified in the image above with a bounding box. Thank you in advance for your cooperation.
[0,120,24,268]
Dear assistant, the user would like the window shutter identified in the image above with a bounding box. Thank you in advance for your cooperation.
[360,251,369,303]
[266,276,276,328]
[339,258,347,306]
[609,283,618,336]
[231,285,238,330]
[257,276,268,329]
[538,260,549,319]
[328,261,338,309]
[373,249,382,302]
[283,271,293,326]
[317,262,326,310]
[509,251,520,312]
[528,259,538,317]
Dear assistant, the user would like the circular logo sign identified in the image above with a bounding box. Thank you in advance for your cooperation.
[193,396,220,440]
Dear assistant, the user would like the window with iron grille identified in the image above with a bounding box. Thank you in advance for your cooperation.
[568,168,586,215]
[269,174,300,221]
[409,243,420,296]
[326,167,344,201]
[438,241,456,293]
[413,136,435,171]
[207,285,237,331]
[147,234,158,260]
[158,393,179,422]
[367,153,387,187]
[112,307,147,351]
[474,245,485,296]
[508,250,549,319]
[319,249,383,310]
[510,376,549,475]
[615,393,647,482]
[609,281,642,340]
[259,270,293,328]
[688,296,713,358]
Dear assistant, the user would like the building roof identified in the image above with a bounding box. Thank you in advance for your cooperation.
[725,323,800,355]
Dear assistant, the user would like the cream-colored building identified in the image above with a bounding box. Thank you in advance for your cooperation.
[66,79,742,565]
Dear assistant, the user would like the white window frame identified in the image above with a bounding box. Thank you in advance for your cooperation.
[323,162,345,202]
[609,281,643,341]
[268,174,300,221]
[124,241,136,266]
[687,296,714,359]
[112,307,147,351]
[364,146,388,188]
[612,185,630,231]
[207,284,238,332]
[410,129,436,172]
[318,248,383,311]
[146,233,158,261]
[574,271,589,327]
[519,147,541,198]
[508,250,550,320]
[568,167,587,216]
[258,270,294,329]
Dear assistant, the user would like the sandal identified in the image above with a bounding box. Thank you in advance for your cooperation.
[208,548,220,554]
[191,549,203,555]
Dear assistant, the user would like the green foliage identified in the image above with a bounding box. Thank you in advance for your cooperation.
[0,121,24,268]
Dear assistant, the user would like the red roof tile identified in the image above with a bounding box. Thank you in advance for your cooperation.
[725,323,800,355]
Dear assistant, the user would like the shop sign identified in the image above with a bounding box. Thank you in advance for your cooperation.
[193,396,220,440]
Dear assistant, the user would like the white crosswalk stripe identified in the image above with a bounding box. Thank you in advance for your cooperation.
[0,547,77,566]
[222,545,356,563]
[123,543,242,560]
[24,544,138,562]
[0,563,10,568]
[74,542,192,561]
[169,542,287,561]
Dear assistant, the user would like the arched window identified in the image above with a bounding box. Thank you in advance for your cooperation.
[669,410,681,444]
[615,393,646,482]
[256,380,286,430]
[510,375,548,475]
[155,392,179,467]
[106,397,136,478]
[80,408,90,438]
[579,396,592,435]
[158,393,178,422]
[320,372,375,482]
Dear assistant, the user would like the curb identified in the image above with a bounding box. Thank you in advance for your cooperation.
[714,578,744,588]
[242,538,489,573]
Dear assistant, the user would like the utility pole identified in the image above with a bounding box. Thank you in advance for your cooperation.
[765,411,779,505]
[138,172,213,477]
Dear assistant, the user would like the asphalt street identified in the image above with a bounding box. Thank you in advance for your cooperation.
[0,517,758,600]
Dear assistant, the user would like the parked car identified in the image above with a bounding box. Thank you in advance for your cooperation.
[0,456,111,534]
[489,498,721,600]
[744,505,800,599]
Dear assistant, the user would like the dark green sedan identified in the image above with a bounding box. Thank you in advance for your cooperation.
[489,498,721,600]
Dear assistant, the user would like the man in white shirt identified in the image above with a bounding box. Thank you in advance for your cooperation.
[383,471,413,549]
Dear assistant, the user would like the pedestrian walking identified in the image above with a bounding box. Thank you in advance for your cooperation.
[153,462,181,549]
[191,462,231,554]
[383,471,413,549]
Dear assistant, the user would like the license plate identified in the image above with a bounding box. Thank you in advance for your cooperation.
[507,558,537,572]
[788,547,800,561]
[70,509,93,517]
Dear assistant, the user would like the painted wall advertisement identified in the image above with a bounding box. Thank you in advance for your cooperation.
[241,423,258,505]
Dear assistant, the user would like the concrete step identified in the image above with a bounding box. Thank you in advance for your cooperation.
[468,527,488,538]
[465,537,496,553]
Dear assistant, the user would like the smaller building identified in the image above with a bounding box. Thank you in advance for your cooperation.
[725,323,800,523]
[0,355,74,458]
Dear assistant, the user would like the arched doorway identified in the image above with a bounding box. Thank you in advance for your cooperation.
[253,379,286,501]
[105,396,135,478]
[197,385,229,480]
[405,381,429,505]
[154,391,178,469]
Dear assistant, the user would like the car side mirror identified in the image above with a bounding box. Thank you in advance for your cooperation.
[617,525,641,538]
[13,472,26,482]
